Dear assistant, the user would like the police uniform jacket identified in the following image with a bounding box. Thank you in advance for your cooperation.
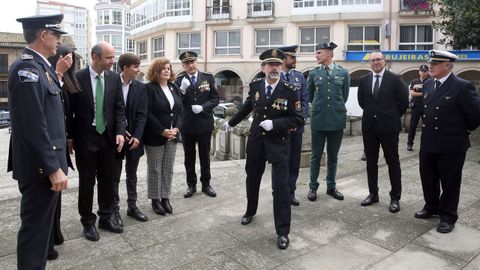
[175,71,219,135]
[283,70,308,133]
[228,78,304,163]
[409,78,426,108]
[8,48,68,182]
[308,63,350,131]
[357,70,409,134]
[421,74,480,154]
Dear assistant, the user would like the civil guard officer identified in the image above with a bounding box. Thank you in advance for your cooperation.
[7,14,69,269]
[278,45,308,206]
[224,49,304,249]
[415,50,480,233]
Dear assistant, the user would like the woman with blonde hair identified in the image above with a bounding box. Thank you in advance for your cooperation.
[143,57,183,215]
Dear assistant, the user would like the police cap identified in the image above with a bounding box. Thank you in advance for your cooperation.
[428,50,457,63]
[315,42,337,51]
[259,48,285,64]
[179,51,198,63]
[16,14,67,35]
[419,64,429,71]
[278,45,299,57]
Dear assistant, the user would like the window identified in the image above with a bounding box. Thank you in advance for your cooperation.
[177,32,201,56]
[152,36,165,58]
[0,81,7,98]
[113,10,122,25]
[255,29,283,54]
[399,25,433,50]
[316,0,339,6]
[214,31,240,55]
[167,0,191,17]
[293,0,314,8]
[347,26,380,51]
[112,35,122,52]
[102,34,110,43]
[137,41,147,60]
[97,11,103,25]
[126,38,135,53]
[104,10,110,24]
[299,27,330,53]
[0,54,8,73]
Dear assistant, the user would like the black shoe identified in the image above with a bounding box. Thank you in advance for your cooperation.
[112,210,123,227]
[161,198,173,214]
[307,189,317,201]
[437,221,455,233]
[98,219,123,233]
[389,200,400,213]
[414,209,437,219]
[326,188,344,201]
[407,144,413,151]
[291,197,300,206]
[53,231,64,245]
[127,207,148,222]
[241,214,253,225]
[83,225,100,241]
[360,194,379,206]
[277,235,289,250]
[202,185,217,197]
[47,249,59,260]
[184,186,197,198]
[152,199,166,216]
[361,153,367,161]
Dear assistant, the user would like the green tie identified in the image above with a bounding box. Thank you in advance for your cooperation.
[95,74,106,134]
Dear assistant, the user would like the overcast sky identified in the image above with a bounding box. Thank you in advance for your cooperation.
[0,0,96,33]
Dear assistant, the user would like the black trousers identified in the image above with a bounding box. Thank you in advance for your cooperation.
[407,105,423,146]
[182,131,212,187]
[17,181,59,270]
[245,148,291,236]
[75,128,116,226]
[113,149,141,210]
[288,132,303,196]
[419,151,466,224]
[363,125,402,200]
[52,192,62,242]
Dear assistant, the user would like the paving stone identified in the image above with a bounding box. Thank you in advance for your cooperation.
[463,253,480,270]
[68,259,117,270]
[174,252,247,270]
[223,242,282,270]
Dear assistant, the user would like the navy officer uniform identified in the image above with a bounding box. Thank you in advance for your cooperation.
[415,50,480,233]
[7,14,69,270]
[278,45,309,205]
[226,49,304,249]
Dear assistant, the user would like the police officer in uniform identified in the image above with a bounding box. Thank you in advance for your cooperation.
[307,42,350,202]
[176,51,219,198]
[225,49,304,249]
[407,64,429,151]
[278,45,308,206]
[8,14,69,269]
[415,50,480,233]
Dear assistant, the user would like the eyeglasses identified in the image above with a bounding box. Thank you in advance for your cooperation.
[369,58,384,63]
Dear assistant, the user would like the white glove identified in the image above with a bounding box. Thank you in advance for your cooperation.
[224,122,233,132]
[191,105,203,114]
[259,120,273,131]
[180,77,191,94]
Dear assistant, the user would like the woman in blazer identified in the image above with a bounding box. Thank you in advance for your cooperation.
[143,57,183,215]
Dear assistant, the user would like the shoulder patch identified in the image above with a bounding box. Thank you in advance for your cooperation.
[18,68,39,83]
[21,53,33,60]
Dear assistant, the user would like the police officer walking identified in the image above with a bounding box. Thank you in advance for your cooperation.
[225,49,304,249]
[8,14,69,269]
[278,45,308,206]
[307,42,350,202]
[407,65,429,151]
[415,50,480,233]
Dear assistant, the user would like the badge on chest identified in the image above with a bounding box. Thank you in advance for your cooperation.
[272,98,288,111]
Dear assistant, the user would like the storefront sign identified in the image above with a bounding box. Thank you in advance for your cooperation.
[345,50,480,62]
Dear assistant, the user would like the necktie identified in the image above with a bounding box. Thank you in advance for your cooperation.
[434,79,441,91]
[266,85,272,99]
[373,74,380,99]
[191,75,196,85]
[324,65,330,76]
[285,72,290,82]
[95,74,106,134]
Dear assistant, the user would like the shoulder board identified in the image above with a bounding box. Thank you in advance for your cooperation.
[21,53,33,60]
[251,77,263,83]
[283,82,297,92]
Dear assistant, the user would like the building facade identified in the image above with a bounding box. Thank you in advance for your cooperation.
[37,0,92,66]
[129,0,480,105]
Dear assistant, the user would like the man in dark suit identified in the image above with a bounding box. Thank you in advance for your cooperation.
[8,14,69,269]
[225,49,304,249]
[278,45,308,206]
[415,50,480,233]
[357,50,409,213]
[112,53,148,225]
[407,64,429,151]
[176,51,219,198]
[69,42,126,241]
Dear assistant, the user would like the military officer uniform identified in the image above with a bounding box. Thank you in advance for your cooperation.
[227,49,304,249]
[407,65,429,150]
[278,45,309,202]
[417,50,480,233]
[7,15,68,270]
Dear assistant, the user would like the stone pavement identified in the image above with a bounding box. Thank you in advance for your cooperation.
[0,128,479,270]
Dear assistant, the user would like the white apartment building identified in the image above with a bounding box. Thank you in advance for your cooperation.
[95,0,134,71]
[129,0,480,104]
[37,0,92,66]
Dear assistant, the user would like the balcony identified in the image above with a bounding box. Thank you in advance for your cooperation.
[247,1,275,21]
[206,5,231,23]
[399,0,433,16]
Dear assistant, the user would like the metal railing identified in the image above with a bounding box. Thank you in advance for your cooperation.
[400,0,431,11]
[206,5,231,20]
[247,1,274,18]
